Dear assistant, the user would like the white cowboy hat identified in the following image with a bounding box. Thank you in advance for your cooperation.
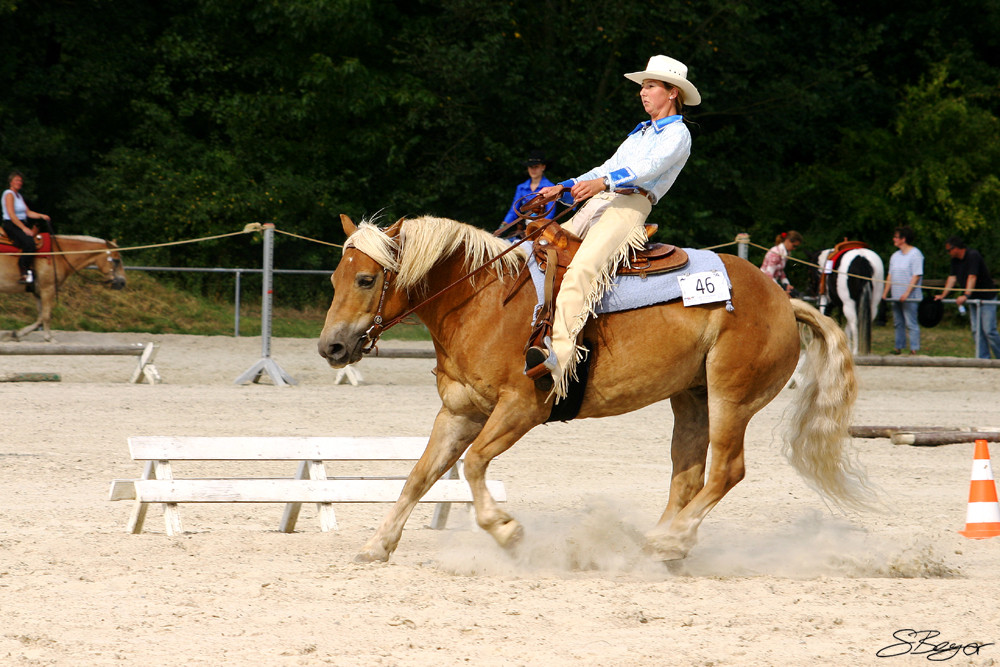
[624,55,701,106]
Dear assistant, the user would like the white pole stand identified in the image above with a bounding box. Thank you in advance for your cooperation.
[235,223,297,386]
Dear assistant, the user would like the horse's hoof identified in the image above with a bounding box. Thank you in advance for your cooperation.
[649,546,688,562]
[662,559,687,575]
[644,532,691,562]
[354,549,390,564]
[495,519,524,550]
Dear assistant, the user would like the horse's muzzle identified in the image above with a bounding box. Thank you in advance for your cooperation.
[317,330,365,368]
[110,277,126,290]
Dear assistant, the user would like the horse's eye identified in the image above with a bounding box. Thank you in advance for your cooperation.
[356,274,376,289]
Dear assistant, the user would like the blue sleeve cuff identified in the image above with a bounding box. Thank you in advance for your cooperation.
[608,167,636,187]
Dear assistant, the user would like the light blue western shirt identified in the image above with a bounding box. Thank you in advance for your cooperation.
[559,115,691,205]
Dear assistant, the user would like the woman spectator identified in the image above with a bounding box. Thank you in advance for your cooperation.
[760,231,803,294]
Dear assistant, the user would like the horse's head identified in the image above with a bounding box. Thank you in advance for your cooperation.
[99,241,127,290]
[317,215,408,367]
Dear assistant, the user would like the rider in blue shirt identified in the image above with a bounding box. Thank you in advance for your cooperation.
[499,151,556,231]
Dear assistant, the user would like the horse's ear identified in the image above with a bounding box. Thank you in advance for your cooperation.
[340,214,357,237]
[385,217,405,238]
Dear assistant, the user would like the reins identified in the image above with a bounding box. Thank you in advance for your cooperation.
[361,189,574,353]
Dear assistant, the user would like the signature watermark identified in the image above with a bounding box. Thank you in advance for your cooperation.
[877,630,994,661]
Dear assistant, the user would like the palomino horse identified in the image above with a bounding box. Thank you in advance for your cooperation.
[0,234,126,341]
[318,215,874,563]
[813,245,885,355]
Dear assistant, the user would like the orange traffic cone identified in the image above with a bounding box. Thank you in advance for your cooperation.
[959,439,1000,539]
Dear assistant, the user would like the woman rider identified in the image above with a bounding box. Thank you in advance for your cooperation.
[2,171,51,286]
[526,55,700,399]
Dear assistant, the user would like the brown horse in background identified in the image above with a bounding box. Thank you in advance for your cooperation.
[0,234,126,341]
[318,215,874,563]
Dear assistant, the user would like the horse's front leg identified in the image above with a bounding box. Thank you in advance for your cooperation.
[355,407,484,563]
[461,399,538,551]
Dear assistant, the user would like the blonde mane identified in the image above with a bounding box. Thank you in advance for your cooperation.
[346,216,526,292]
[58,235,107,244]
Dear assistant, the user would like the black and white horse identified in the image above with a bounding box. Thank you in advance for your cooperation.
[814,246,885,355]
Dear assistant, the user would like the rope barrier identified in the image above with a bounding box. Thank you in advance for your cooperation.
[8,220,996,295]
[11,222,345,257]
[17,227,259,257]
[272,228,343,248]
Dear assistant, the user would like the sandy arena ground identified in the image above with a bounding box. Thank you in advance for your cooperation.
[1,330,999,666]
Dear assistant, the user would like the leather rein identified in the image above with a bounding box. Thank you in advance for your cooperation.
[360,189,574,354]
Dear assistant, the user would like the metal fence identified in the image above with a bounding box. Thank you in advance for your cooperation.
[125,265,332,337]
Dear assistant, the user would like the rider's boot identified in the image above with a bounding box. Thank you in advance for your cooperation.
[524,335,557,393]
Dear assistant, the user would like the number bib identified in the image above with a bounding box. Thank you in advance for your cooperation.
[677,270,731,307]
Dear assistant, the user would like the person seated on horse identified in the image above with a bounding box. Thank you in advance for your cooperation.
[497,150,557,240]
[2,171,50,285]
[525,55,700,398]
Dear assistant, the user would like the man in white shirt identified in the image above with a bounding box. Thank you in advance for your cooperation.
[881,226,924,354]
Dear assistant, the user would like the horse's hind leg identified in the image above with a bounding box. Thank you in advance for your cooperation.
[655,389,710,527]
[646,403,750,561]
[14,317,42,341]
[842,301,859,355]
[14,291,50,341]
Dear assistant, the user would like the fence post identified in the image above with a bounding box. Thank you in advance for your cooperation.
[973,299,983,357]
[735,233,750,261]
[234,269,242,338]
[234,224,297,386]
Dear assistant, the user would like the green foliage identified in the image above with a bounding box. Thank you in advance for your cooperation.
[758,62,1000,277]
[3,0,1000,304]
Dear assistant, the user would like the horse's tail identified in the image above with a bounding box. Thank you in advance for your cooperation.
[784,298,877,511]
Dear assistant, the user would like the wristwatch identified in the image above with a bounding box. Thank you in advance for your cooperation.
[603,176,612,192]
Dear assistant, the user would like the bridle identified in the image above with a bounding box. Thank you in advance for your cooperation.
[360,224,545,354]
[358,189,574,353]
[71,242,124,286]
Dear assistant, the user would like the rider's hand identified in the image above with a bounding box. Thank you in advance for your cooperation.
[538,185,564,200]
[569,178,606,203]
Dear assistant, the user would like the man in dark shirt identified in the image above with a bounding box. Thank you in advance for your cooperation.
[934,235,1000,358]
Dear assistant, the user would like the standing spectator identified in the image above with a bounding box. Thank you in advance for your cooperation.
[934,235,1000,359]
[760,231,803,294]
[497,150,556,234]
[881,226,923,354]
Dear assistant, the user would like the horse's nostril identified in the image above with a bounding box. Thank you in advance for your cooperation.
[318,340,346,361]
